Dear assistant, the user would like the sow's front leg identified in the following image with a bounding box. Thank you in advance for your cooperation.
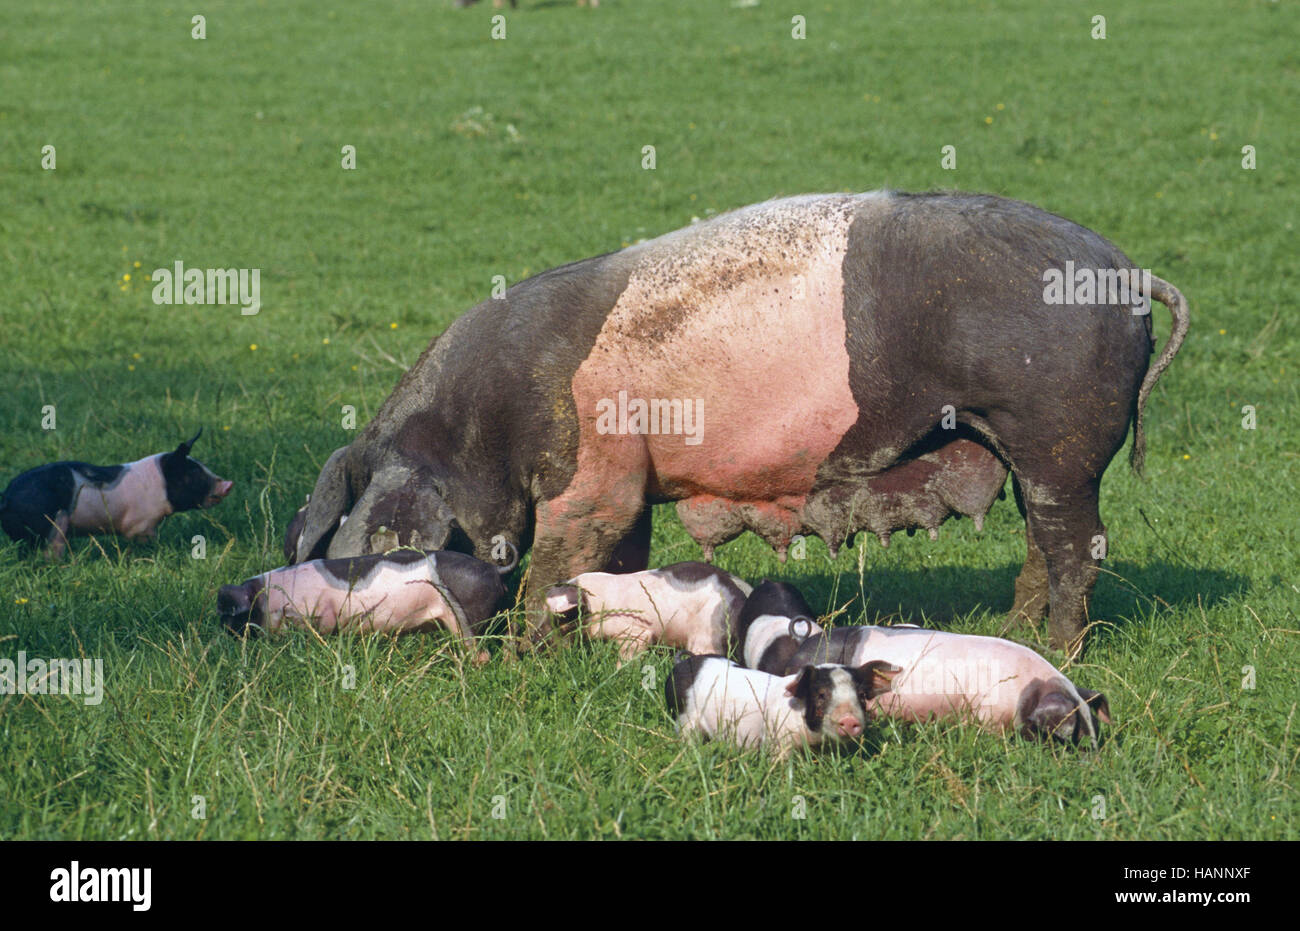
[603,507,652,574]
[523,469,649,650]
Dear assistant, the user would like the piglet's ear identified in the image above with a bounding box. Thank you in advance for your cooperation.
[175,427,203,457]
[784,665,815,700]
[544,584,583,617]
[859,661,902,696]
[1078,687,1112,724]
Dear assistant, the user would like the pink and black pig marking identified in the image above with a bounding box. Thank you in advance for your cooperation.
[740,580,1112,746]
[290,191,1189,655]
[218,549,504,663]
[0,429,232,559]
[664,653,897,756]
[543,561,751,663]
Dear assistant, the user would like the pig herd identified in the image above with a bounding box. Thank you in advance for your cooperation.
[4,188,1185,760]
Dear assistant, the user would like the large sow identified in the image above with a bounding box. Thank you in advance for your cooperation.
[292,192,1188,653]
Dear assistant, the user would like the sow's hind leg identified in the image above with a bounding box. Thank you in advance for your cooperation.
[988,410,1112,655]
[1005,475,1051,634]
[1019,476,1104,656]
[833,430,1092,654]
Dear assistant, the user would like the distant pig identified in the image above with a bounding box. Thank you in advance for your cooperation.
[665,653,898,757]
[543,562,752,663]
[739,580,1111,746]
[218,549,505,664]
[0,429,232,559]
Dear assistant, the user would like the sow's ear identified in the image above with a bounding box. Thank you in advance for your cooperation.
[855,661,902,697]
[1078,686,1112,724]
[294,446,355,562]
[324,459,455,558]
[784,665,816,701]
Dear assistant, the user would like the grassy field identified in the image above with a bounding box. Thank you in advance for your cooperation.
[0,0,1296,840]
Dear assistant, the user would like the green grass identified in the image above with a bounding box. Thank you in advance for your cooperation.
[1,0,1297,839]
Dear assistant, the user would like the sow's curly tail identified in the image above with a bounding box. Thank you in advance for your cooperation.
[1131,275,1190,475]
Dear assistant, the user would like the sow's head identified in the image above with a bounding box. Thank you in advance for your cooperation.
[290,444,460,562]
[161,428,233,512]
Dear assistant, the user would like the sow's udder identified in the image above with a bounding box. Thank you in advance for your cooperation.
[677,438,1008,558]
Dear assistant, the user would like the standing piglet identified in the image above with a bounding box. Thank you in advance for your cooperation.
[543,562,752,664]
[665,653,897,757]
[739,580,1112,746]
[0,429,232,559]
[218,549,505,664]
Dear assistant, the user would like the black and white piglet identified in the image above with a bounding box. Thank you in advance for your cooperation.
[544,561,752,663]
[0,429,232,558]
[665,653,897,757]
[218,549,506,664]
[739,580,1112,746]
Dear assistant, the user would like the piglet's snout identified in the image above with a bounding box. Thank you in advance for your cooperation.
[217,584,253,634]
[205,479,234,507]
[836,712,864,737]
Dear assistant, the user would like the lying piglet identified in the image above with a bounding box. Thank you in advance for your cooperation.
[665,653,898,757]
[543,562,752,664]
[739,580,1112,746]
[218,549,505,664]
[0,429,232,559]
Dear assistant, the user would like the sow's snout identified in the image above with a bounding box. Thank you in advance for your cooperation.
[217,579,263,636]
